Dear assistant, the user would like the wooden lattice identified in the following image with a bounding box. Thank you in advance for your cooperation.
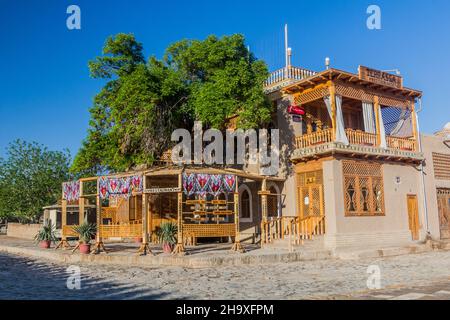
[183,223,236,238]
[336,83,410,108]
[432,153,450,180]
[297,170,324,218]
[342,160,385,216]
[437,188,450,239]
[99,223,142,238]
[294,86,328,105]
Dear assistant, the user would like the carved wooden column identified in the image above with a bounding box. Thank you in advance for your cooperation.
[374,96,382,146]
[92,182,107,254]
[55,198,71,250]
[410,100,419,151]
[172,173,185,255]
[259,178,269,246]
[138,191,152,255]
[78,181,84,226]
[231,177,244,252]
[328,82,337,141]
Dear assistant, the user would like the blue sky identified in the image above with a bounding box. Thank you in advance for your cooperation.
[1,0,449,159]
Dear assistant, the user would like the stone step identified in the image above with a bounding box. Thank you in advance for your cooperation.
[264,236,324,250]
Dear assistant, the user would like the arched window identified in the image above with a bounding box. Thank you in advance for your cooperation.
[239,185,252,222]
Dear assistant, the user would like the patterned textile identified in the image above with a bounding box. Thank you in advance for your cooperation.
[98,175,143,199]
[182,173,236,196]
[182,173,196,196]
[210,175,223,197]
[223,175,236,193]
[63,181,80,202]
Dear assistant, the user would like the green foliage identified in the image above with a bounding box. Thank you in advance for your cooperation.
[72,33,273,174]
[34,223,57,242]
[0,140,71,222]
[156,222,178,246]
[165,34,272,129]
[72,222,97,244]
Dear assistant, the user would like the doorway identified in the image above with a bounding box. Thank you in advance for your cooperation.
[407,195,419,240]
[437,189,450,240]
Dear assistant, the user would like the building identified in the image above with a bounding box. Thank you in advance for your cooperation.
[56,62,449,255]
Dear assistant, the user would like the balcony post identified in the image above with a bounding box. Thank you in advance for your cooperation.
[328,82,337,141]
[373,96,382,146]
[410,100,419,151]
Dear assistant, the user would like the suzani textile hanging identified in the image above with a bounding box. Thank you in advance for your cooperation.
[182,173,236,196]
[63,181,80,202]
[98,175,143,199]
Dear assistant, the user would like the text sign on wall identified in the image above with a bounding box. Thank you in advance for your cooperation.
[145,187,181,194]
[358,66,403,89]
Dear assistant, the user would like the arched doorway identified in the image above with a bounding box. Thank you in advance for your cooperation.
[267,182,281,218]
[239,185,252,222]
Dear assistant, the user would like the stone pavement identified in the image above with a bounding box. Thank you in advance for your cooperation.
[332,280,450,300]
[1,244,450,299]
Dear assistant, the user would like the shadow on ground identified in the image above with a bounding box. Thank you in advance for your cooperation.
[0,253,178,300]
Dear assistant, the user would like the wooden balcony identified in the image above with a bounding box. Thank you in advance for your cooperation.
[264,66,316,93]
[293,129,422,163]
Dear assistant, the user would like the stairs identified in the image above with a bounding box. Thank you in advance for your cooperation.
[261,215,326,251]
[264,235,324,251]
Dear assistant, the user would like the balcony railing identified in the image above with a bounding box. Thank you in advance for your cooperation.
[295,128,416,152]
[264,66,316,89]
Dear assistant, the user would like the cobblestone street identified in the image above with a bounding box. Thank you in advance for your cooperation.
[1,250,450,300]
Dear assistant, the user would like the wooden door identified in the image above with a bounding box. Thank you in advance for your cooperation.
[297,171,324,219]
[437,189,450,240]
[407,195,419,240]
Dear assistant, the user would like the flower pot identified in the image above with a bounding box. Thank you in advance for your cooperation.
[39,240,51,249]
[79,243,91,254]
[163,243,173,254]
[134,237,143,243]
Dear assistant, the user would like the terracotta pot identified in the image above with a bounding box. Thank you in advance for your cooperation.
[79,243,91,254]
[163,243,173,254]
[134,237,143,243]
[39,240,51,249]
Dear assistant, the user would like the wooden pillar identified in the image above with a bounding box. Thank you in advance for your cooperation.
[78,182,84,226]
[138,190,152,255]
[374,96,382,146]
[328,82,337,141]
[260,178,268,247]
[95,195,101,242]
[410,100,419,151]
[61,199,67,241]
[172,173,185,255]
[91,190,107,253]
[55,198,71,249]
[231,177,244,252]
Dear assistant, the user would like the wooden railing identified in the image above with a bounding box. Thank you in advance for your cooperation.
[386,136,416,151]
[345,129,377,146]
[261,215,325,245]
[295,129,416,152]
[295,128,333,149]
[264,66,316,88]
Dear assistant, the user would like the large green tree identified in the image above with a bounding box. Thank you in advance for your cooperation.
[72,33,272,174]
[0,140,71,223]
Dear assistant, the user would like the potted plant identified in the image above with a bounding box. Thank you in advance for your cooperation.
[72,222,97,254]
[156,222,177,254]
[34,224,57,249]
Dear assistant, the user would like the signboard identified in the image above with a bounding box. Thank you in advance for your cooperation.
[144,187,181,194]
[358,66,403,89]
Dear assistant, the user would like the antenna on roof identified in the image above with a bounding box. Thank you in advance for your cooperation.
[284,24,292,69]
